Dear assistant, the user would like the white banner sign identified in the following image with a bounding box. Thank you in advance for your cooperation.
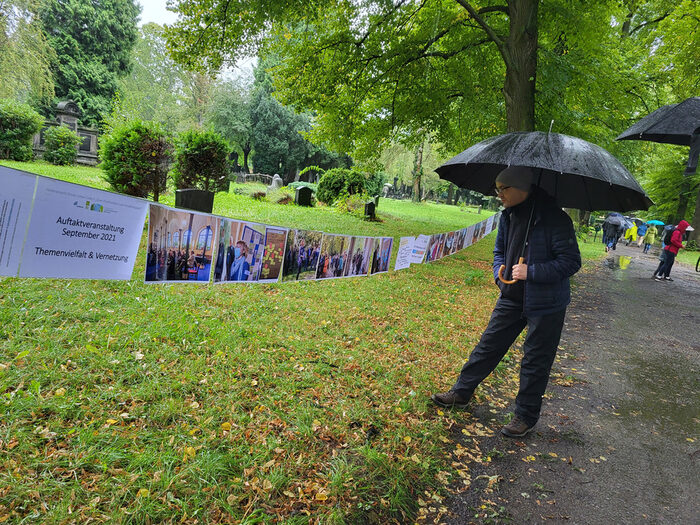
[19,177,147,279]
[0,167,37,276]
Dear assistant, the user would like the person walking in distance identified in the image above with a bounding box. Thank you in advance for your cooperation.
[654,220,693,282]
[431,166,581,437]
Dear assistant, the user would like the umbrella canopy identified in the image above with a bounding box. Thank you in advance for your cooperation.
[616,97,700,146]
[646,219,664,226]
[604,215,625,227]
[436,131,653,212]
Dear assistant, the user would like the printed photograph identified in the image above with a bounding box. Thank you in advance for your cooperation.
[146,204,219,283]
[454,228,467,252]
[370,237,393,275]
[259,227,289,282]
[471,221,485,245]
[216,219,267,282]
[282,229,323,281]
[444,231,456,256]
[463,225,475,249]
[316,233,351,279]
[343,236,374,278]
[425,233,441,263]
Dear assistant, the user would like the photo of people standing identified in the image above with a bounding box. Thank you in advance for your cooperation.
[343,236,374,278]
[370,237,393,274]
[145,204,219,283]
[282,229,322,281]
[214,219,267,282]
[316,234,351,279]
[471,222,485,245]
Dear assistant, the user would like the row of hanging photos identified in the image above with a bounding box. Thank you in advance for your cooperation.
[145,202,499,285]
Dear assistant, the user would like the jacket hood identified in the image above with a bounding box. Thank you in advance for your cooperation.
[677,220,690,233]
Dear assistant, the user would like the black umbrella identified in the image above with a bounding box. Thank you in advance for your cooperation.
[436,131,652,283]
[436,131,653,212]
[616,96,699,176]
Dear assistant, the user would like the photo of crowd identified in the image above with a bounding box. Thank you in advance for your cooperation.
[316,234,351,279]
[214,219,267,282]
[471,221,485,245]
[343,236,374,278]
[425,232,446,262]
[370,237,393,274]
[282,229,322,281]
[145,204,219,283]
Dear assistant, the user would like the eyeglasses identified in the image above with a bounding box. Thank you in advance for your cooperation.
[494,186,511,196]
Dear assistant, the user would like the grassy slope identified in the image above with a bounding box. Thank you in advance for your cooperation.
[0,161,604,523]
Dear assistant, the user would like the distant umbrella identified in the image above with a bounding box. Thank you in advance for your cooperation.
[437,131,652,212]
[616,97,700,147]
[646,220,664,226]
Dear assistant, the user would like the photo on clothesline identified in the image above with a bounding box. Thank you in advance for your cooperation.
[214,219,268,283]
[370,237,393,275]
[317,233,352,279]
[145,204,219,283]
[342,236,374,278]
[282,229,323,282]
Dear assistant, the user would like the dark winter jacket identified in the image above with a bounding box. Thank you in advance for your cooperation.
[493,188,581,316]
[664,219,690,255]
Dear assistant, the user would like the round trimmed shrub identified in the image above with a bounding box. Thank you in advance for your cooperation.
[316,168,366,204]
[172,129,230,192]
[100,119,172,200]
[0,98,44,161]
[43,125,81,165]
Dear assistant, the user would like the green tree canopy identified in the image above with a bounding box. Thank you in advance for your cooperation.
[39,0,140,127]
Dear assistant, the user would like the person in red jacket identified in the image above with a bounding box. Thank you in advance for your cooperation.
[654,220,694,281]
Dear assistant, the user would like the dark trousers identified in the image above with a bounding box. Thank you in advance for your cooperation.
[452,297,566,425]
[658,251,677,277]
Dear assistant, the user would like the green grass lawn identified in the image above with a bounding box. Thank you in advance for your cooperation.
[0,160,603,523]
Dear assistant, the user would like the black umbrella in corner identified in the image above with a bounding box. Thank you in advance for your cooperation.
[436,131,653,212]
[616,96,700,175]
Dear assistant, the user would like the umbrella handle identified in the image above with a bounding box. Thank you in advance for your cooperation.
[498,257,525,284]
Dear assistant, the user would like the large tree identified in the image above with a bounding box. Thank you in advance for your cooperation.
[39,0,140,127]
[205,79,254,172]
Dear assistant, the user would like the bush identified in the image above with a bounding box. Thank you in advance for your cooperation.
[316,168,366,204]
[333,190,371,219]
[100,119,172,201]
[43,125,81,165]
[172,129,230,192]
[289,181,318,193]
[0,98,44,161]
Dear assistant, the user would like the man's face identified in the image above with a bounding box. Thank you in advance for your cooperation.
[496,184,530,208]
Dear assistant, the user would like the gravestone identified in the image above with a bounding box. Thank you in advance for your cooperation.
[374,195,380,207]
[175,189,214,214]
[364,201,376,220]
[382,183,392,197]
[295,186,313,206]
[267,174,284,192]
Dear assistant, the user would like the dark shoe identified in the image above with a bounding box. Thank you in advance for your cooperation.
[501,415,535,437]
[664,276,674,281]
[654,276,663,282]
[431,390,470,409]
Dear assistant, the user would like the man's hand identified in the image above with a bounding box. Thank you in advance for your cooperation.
[512,263,528,281]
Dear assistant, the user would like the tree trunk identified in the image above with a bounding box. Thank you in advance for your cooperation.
[447,184,455,205]
[242,144,251,172]
[412,141,424,203]
[689,186,700,245]
[503,0,538,132]
[675,178,691,224]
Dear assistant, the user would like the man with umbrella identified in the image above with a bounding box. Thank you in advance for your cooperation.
[432,165,581,437]
[431,131,651,437]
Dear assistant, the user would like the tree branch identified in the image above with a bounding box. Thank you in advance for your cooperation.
[453,0,505,50]
[630,12,671,35]
[478,5,509,15]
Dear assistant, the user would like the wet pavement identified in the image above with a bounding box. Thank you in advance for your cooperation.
[437,243,700,524]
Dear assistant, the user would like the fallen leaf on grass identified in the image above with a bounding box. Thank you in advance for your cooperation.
[136,488,150,498]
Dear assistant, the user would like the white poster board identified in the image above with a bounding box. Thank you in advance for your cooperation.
[394,236,414,271]
[0,167,37,276]
[411,234,430,265]
[20,177,147,279]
